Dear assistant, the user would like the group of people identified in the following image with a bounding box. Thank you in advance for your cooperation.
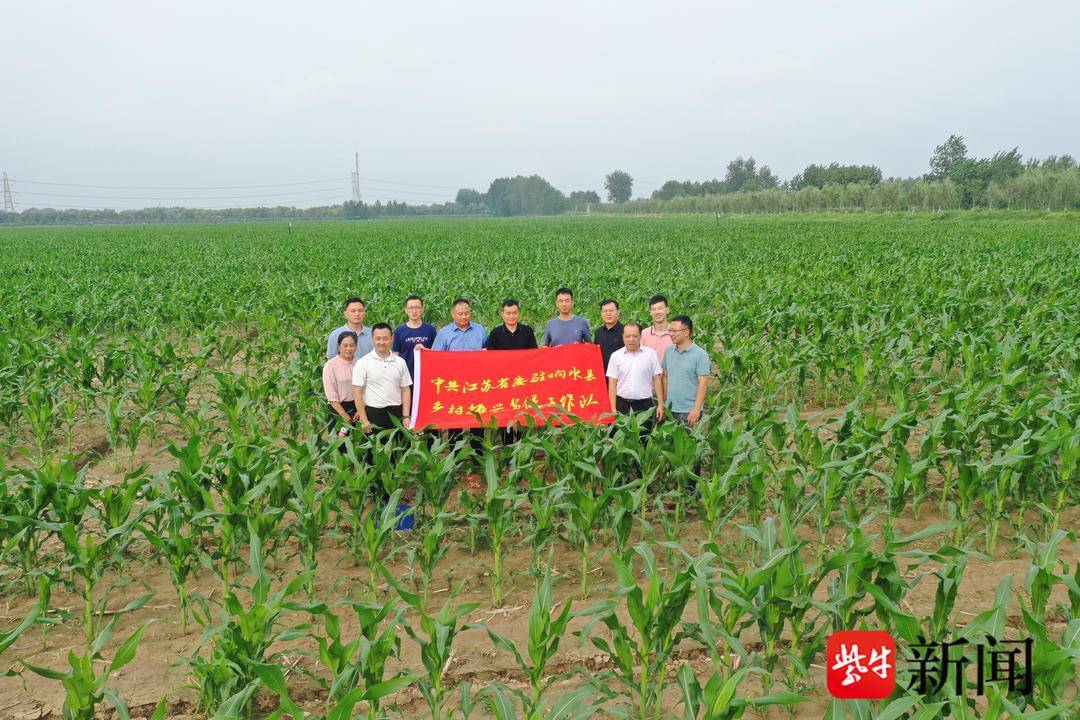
[321,290,711,436]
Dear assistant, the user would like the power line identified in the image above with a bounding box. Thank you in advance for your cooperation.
[17,187,351,201]
[14,178,349,191]
[16,195,351,210]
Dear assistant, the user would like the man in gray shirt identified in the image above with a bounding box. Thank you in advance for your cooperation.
[662,314,711,426]
[542,287,592,347]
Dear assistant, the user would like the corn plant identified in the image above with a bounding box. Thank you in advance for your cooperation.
[476,436,525,607]
[674,665,805,720]
[560,473,614,599]
[140,496,201,631]
[19,616,155,720]
[408,510,454,609]
[310,599,414,719]
[255,660,416,720]
[188,528,326,718]
[473,567,576,718]
[286,437,337,599]
[576,543,703,720]
[385,572,479,720]
[357,489,410,598]
[1017,529,1076,625]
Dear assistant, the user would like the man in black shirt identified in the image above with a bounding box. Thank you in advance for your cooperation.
[594,298,625,372]
[485,299,539,350]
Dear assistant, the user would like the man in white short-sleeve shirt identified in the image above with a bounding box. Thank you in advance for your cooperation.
[606,322,665,425]
[352,323,412,432]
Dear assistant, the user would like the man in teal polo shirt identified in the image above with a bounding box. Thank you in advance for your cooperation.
[662,315,710,426]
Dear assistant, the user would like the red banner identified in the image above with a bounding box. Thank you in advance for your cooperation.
[409,343,614,429]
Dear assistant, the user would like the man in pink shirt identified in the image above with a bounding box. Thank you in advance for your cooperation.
[640,294,674,359]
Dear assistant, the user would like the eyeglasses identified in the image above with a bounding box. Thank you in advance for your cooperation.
[670,326,689,333]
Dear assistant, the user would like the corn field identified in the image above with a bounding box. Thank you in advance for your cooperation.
[0,213,1078,719]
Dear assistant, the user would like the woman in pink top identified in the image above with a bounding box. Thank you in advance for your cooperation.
[323,331,360,438]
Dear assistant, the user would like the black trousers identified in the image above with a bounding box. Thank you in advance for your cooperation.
[327,400,358,434]
[617,396,657,432]
[366,404,403,429]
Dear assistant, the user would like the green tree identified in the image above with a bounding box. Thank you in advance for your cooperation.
[568,190,601,209]
[928,134,968,180]
[455,188,484,206]
[724,156,760,192]
[486,175,567,216]
[604,170,634,203]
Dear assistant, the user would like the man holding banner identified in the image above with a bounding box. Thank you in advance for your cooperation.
[353,323,412,432]
[485,299,538,351]
[432,298,487,351]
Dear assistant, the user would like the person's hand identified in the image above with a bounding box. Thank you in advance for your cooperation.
[655,404,665,422]
[362,422,374,434]
[402,417,412,432]
[351,411,363,424]
[687,407,702,426]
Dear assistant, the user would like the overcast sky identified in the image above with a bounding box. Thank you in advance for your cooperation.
[3,0,1078,209]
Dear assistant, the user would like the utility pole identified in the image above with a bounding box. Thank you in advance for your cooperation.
[2,173,14,212]
[350,151,362,203]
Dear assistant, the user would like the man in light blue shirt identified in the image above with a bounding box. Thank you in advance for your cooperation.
[327,296,374,359]
[662,315,711,426]
[433,298,487,351]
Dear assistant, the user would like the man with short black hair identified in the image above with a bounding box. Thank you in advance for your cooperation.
[641,294,673,359]
[594,298,624,371]
[485,299,538,350]
[662,315,710,426]
[433,298,487,351]
[392,295,438,382]
[353,323,412,431]
[607,322,664,426]
[327,297,374,359]
[541,287,591,347]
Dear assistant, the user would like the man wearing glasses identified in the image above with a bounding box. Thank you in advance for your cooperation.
[392,295,438,383]
[662,315,710,426]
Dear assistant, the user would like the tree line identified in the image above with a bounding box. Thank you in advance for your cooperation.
[2,135,1077,225]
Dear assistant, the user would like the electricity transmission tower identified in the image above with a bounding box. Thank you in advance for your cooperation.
[350,151,362,203]
[2,173,14,212]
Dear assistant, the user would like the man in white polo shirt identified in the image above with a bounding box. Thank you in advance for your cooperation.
[606,322,665,430]
[352,323,412,431]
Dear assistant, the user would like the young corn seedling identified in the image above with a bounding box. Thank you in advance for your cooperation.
[473,567,576,718]
[254,660,416,720]
[358,489,409,598]
[312,598,414,719]
[1017,529,1076,625]
[188,527,326,718]
[523,475,565,579]
[140,497,202,632]
[385,571,478,720]
[674,665,806,720]
[286,437,337,599]
[560,473,614,599]
[33,482,150,644]
[408,510,454,609]
[480,686,596,720]
[19,615,156,720]
[477,435,525,607]
[576,543,700,720]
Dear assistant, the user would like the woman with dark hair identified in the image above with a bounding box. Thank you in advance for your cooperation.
[323,330,361,438]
